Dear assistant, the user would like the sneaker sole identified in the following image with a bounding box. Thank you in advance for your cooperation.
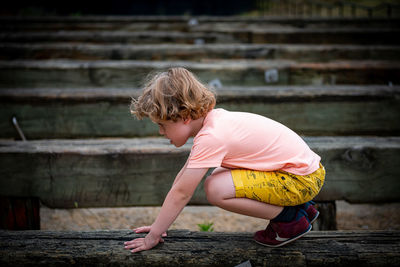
[254,224,312,248]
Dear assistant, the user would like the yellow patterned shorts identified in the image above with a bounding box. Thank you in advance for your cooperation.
[231,163,325,206]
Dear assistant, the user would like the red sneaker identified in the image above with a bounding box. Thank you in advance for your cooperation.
[305,204,319,224]
[254,210,312,247]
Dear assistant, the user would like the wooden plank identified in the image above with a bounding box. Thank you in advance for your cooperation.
[312,202,337,231]
[1,15,399,24]
[246,28,400,44]
[1,28,399,44]
[0,230,399,266]
[1,86,398,138]
[1,43,399,61]
[0,60,399,88]
[0,16,398,31]
[0,137,399,208]
[0,31,235,44]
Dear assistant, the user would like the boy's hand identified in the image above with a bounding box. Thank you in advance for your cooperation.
[133,225,167,237]
[124,232,164,253]
[123,226,167,253]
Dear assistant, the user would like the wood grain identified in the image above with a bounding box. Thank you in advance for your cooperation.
[0,230,399,266]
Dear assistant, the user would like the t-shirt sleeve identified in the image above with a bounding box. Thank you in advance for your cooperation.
[187,133,226,168]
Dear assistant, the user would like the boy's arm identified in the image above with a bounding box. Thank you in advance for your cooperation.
[124,167,209,253]
[172,158,189,187]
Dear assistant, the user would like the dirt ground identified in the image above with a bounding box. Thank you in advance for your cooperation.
[40,201,400,232]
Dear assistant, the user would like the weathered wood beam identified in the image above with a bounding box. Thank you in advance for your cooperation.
[1,15,399,25]
[2,43,399,61]
[0,60,399,88]
[312,202,337,230]
[0,230,399,266]
[1,28,399,44]
[1,86,399,139]
[0,136,399,208]
[0,30,235,44]
[1,16,399,32]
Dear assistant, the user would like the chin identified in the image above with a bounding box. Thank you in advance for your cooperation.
[174,143,184,148]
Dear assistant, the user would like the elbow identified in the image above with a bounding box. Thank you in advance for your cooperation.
[169,186,193,204]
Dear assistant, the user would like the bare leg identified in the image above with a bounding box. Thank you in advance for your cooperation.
[204,168,283,220]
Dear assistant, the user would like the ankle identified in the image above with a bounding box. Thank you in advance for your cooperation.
[271,206,297,222]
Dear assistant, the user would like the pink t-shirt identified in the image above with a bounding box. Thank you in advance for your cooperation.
[187,109,320,175]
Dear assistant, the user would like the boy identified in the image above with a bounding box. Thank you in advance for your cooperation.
[124,67,325,253]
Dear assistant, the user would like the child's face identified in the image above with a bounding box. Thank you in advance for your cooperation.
[157,119,192,148]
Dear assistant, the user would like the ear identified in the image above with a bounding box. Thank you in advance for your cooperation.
[183,118,192,125]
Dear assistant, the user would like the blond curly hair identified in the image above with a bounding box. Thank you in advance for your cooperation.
[131,67,216,122]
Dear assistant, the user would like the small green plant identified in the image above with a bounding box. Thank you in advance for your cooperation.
[197,222,214,232]
[70,12,82,17]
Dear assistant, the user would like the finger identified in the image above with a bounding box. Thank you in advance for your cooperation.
[159,237,164,243]
[125,241,143,250]
[124,242,137,249]
[125,243,140,250]
[124,238,144,249]
[124,240,133,246]
[133,226,151,233]
[124,239,140,246]
[162,232,167,237]
[131,245,146,253]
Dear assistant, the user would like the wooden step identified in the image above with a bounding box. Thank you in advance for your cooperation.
[0,30,236,44]
[1,86,399,139]
[0,230,399,267]
[1,28,399,44]
[0,59,399,88]
[1,16,398,31]
[1,43,399,61]
[0,136,399,208]
[213,27,400,45]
